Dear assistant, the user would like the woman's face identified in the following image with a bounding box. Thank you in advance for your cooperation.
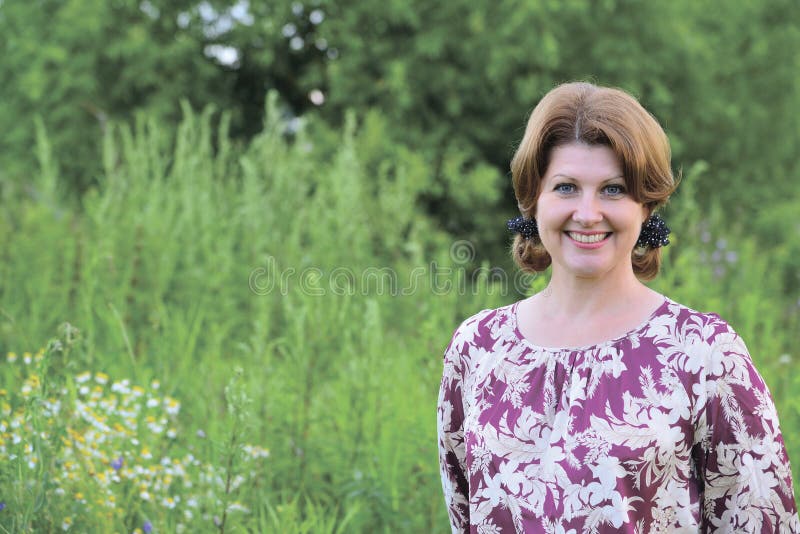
[535,143,648,281]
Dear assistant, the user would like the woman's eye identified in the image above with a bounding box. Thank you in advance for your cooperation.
[554,183,575,194]
[604,184,626,196]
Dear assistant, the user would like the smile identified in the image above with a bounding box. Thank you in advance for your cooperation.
[566,232,611,244]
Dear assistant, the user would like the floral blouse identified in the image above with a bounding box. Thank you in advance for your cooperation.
[437,298,799,533]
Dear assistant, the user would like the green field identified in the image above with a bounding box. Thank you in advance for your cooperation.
[0,102,798,532]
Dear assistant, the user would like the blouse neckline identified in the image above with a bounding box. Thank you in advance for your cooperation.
[508,296,671,353]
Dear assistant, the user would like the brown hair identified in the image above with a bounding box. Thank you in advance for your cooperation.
[510,82,677,281]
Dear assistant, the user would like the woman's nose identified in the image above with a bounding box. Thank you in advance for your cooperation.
[571,195,603,226]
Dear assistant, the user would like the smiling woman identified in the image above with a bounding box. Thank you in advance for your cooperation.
[437,82,799,533]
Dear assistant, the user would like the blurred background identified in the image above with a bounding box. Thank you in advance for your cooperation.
[1,0,799,531]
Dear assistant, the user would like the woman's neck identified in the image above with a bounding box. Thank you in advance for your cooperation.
[538,269,655,320]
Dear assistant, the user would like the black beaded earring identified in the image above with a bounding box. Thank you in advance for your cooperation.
[507,216,539,241]
[636,213,671,249]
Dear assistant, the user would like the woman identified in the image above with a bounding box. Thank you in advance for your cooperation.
[437,82,798,533]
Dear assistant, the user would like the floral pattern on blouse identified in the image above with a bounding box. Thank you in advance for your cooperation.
[437,298,799,533]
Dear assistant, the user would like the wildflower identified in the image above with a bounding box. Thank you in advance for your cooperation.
[164,397,180,415]
[61,516,73,531]
[143,520,153,533]
[244,444,270,458]
[76,371,91,384]
[95,372,109,385]
[0,501,5,511]
[146,398,159,409]
[148,421,164,434]
[162,495,178,509]
[23,352,32,365]
[6,352,17,363]
[140,490,151,501]
[779,354,792,365]
[112,456,124,470]
[227,501,250,513]
[111,380,130,394]
[141,447,152,459]
[150,380,160,390]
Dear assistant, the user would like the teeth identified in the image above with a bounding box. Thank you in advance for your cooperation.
[568,232,608,244]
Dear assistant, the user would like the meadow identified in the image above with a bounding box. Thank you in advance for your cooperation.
[1,101,798,532]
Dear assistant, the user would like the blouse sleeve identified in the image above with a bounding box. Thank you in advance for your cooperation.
[696,332,800,532]
[437,336,470,532]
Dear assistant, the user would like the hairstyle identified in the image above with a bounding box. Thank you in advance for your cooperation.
[510,81,678,281]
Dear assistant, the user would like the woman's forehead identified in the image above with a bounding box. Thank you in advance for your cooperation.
[544,143,622,180]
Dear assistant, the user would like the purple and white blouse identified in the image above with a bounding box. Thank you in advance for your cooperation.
[437,298,799,533]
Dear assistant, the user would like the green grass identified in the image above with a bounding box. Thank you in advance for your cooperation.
[1,101,798,532]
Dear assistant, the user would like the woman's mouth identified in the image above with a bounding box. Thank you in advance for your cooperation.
[566,231,611,244]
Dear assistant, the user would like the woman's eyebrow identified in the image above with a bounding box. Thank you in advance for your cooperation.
[549,173,625,181]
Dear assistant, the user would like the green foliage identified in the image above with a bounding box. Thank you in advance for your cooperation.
[1,101,799,531]
[0,102,483,531]
[3,0,798,258]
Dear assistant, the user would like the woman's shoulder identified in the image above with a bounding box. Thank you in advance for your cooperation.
[651,297,754,368]
[446,304,509,346]
[443,303,516,364]
[656,297,738,337]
